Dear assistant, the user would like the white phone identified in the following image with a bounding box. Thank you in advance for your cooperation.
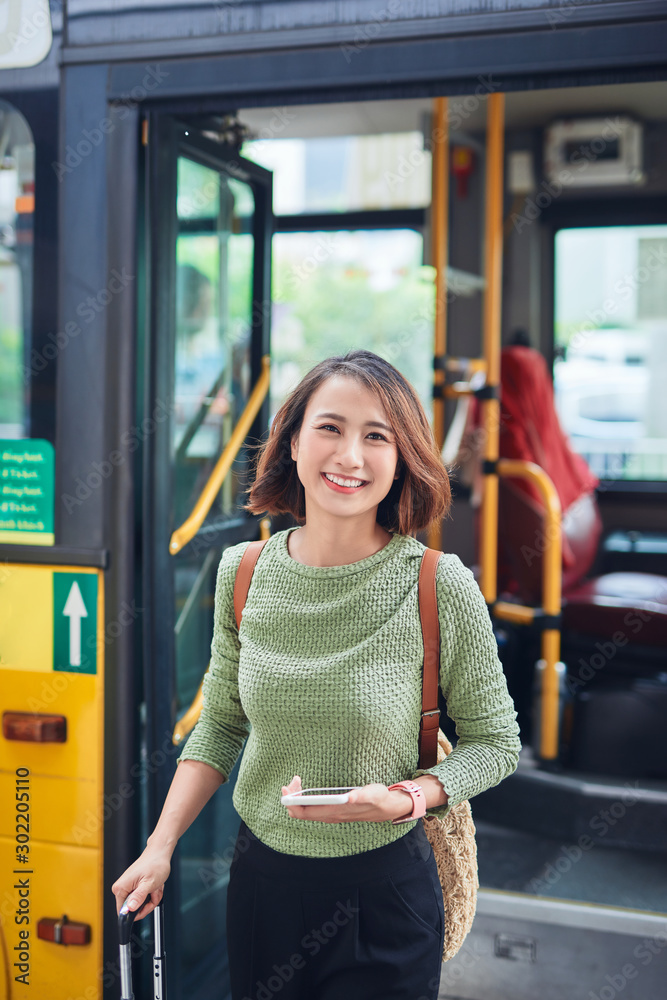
[281,786,359,806]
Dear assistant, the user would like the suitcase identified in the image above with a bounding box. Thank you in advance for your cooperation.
[118,898,166,999]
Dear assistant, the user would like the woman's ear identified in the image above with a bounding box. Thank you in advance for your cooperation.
[290,435,298,462]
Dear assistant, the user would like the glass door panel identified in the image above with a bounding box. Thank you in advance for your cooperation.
[174,150,269,989]
[146,115,272,999]
[173,159,254,532]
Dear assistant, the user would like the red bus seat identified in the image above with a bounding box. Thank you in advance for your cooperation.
[561,572,667,648]
[494,346,667,652]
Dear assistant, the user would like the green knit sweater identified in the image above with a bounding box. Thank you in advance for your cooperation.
[179,527,521,857]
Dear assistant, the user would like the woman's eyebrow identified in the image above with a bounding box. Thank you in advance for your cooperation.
[314,411,393,433]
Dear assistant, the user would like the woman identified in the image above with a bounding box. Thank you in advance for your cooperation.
[112,349,521,1000]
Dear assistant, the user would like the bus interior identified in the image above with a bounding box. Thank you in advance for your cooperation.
[164,82,667,1000]
[1,39,667,1000]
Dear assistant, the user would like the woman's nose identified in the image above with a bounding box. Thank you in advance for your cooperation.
[335,436,364,469]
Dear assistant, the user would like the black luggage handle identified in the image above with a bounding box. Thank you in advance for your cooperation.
[118,897,166,1000]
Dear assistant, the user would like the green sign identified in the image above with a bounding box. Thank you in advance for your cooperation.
[53,573,98,674]
[0,439,55,545]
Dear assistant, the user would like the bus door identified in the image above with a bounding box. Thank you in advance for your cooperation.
[142,114,272,1000]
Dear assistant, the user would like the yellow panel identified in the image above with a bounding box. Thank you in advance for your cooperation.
[0,564,99,673]
[0,837,102,1000]
[0,567,53,672]
[0,770,98,850]
[0,566,105,850]
[0,670,101,846]
[0,532,54,545]
[1,670,97,775]
[0,563,105,994]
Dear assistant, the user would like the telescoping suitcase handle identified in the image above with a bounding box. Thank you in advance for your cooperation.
[118,897,166,1000]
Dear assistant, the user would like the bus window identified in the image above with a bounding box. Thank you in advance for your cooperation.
[270,228,433,419]
[554,225,667,481]
[243,131,431,215]
[0,100,35,440]
[0,0,53,70]
[243,130,434,418]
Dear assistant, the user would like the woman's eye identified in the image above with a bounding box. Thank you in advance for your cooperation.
[317,425,387,441]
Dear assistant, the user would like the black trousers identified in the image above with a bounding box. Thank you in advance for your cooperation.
[226,819,445,1000]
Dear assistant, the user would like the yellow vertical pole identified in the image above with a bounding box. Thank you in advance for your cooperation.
[428,96,449,551]
[479,92,505,602]
[494,460,563,759]
[540,487,563,759]
[540,637,563,758]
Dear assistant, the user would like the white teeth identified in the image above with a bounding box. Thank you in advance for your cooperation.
[324,473,366,488]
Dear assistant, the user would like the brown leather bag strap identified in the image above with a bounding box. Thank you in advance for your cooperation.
[233,539,269,630]
[418,547,442,770]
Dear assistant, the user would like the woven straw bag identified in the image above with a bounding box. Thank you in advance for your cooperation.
[417,547,478,962]
[422,730,478,961]
[234,540,479,963]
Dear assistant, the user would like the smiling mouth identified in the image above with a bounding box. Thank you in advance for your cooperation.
[322,472,368,489]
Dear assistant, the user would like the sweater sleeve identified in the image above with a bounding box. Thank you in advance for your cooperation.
[177,541,251,780]
[410,553,521,819]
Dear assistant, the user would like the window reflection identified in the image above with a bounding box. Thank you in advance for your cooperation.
[243,132,431,213]
[0,0,53,71]
[0,100,34,440]
[270,229,432,422]
[173,160,254,528]
[554,225,667,481]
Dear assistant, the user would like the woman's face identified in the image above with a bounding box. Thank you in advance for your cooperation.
[290,376,400,524]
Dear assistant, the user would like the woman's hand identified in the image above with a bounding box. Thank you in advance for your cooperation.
[110,760,225,920]
[280,775,414,824]
[111,847,172,920]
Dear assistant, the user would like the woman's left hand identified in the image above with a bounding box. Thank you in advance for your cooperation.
[280,775,412,824]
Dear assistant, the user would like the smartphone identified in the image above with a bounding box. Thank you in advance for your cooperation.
[281,787,359,806]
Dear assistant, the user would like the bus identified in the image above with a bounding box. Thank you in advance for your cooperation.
[1,1,666,997]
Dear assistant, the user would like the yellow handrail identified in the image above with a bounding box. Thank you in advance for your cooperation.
[492,601,536,626]
[440,357,486,374]
[426,89,564,761]
[169,355,271,555]
[427,96,449,551]
[479,91,505,605]
[495,461,562,618]
[173,677,206,745]
[171,516,272,746]
[494,459,563,760]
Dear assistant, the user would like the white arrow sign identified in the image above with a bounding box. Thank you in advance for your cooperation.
[63,581,88,667]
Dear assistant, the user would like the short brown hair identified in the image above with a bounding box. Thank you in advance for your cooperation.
[243,350,451,535]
